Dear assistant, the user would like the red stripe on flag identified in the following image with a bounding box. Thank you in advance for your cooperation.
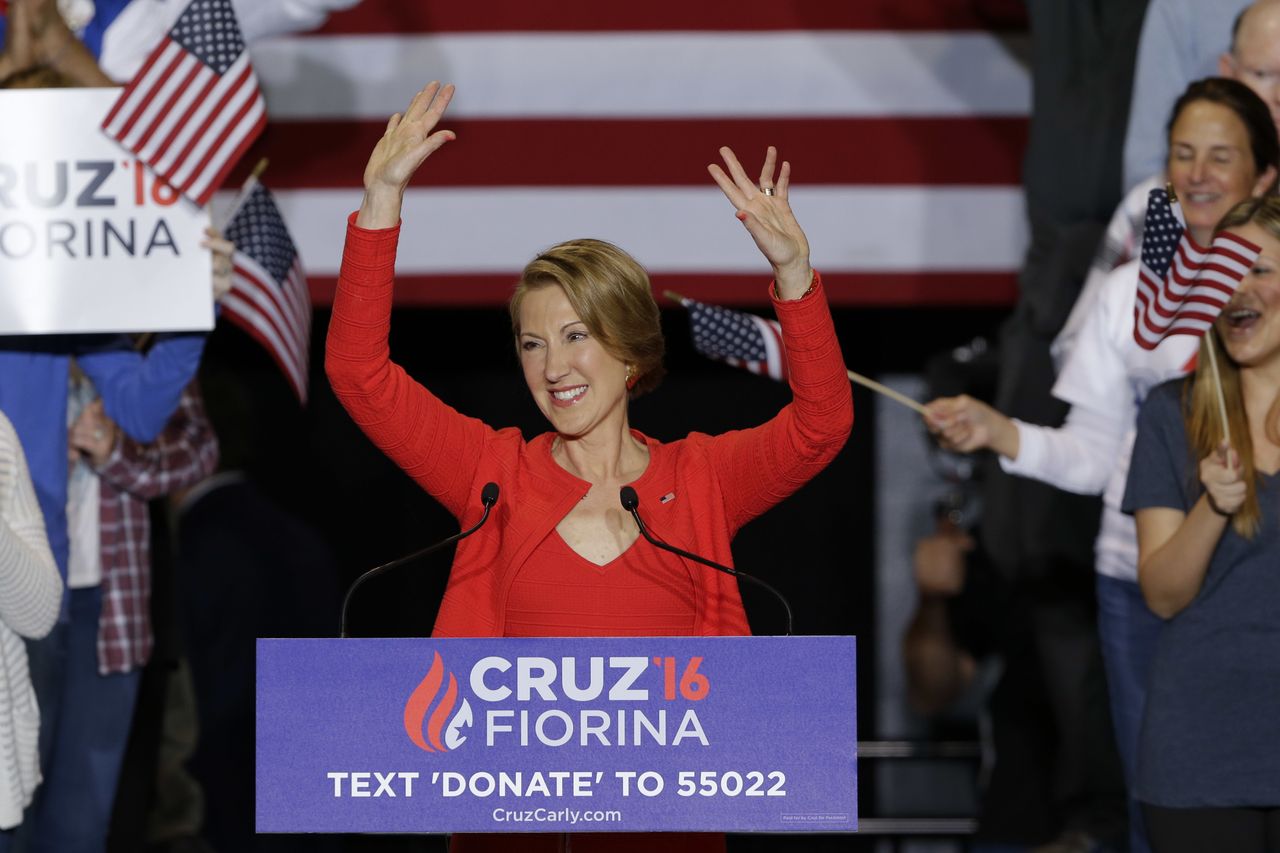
[306,272,1018,308]
[313,0,1028,34]
[229,117,1028,189]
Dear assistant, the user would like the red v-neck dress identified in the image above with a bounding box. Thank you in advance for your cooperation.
[505,530,697,637]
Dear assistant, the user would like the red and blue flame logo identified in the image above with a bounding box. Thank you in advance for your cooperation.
[403,651,473,753]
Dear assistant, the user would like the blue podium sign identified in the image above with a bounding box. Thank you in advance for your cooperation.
[257,636,856,833]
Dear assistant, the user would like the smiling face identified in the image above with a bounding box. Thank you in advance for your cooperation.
[1168,100,1274,245]
[517,283,631,439]
[1219,220,1280,371]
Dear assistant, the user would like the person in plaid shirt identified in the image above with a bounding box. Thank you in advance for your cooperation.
[22,382,217,853]
[73,384,218,675]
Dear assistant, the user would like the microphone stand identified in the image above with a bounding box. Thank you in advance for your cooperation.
[620,486,793,635]
[339,483,499,638]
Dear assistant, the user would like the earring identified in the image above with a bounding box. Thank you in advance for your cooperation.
[625,365,637,389]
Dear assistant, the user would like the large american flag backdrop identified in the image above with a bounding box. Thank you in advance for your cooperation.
[230,0,1031,308]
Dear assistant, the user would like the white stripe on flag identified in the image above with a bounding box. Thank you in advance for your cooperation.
[250,32,1031,119]
[262,185,1026,277]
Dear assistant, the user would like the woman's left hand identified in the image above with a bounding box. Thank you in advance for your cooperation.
[708,146,813,298]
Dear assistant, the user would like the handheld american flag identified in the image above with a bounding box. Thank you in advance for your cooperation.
[1133,187,1260,350]
[101,0,266,206]
[680,297,788,382]
[223,184,311,403]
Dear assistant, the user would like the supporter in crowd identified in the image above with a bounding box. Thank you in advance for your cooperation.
[326,81,852,852]
[0,412,63,852]
[1062,0,1280,365]
[0,15,215,853]
[16,382,218,853]
[0,0,360,83]
[926,78,1280,853]
[1123,0,1255,192]
[1123,196,1280,851]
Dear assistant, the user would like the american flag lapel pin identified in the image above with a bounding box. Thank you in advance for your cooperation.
[659,492,676,504]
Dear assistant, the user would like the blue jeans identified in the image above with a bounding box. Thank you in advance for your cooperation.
[22,587,141,853]
[1095,574,1163,853]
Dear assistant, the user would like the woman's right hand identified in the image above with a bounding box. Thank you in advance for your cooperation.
[923,394,1019,458]
[357,81,456,229]
[1200,443,1246,516]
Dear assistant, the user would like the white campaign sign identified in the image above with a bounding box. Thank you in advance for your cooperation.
[0,88,213,333]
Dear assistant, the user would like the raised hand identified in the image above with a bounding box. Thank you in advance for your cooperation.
[358,82,457,229]
[0,0,38,78]
[1200,443,1246,516]
[1,0,114,86]
[708,146,813,299]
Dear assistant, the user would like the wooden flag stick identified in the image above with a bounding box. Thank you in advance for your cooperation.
[663,289,928,414]
[1205,327,1233,448]
[215,158,269,230]
[846,369,929,415]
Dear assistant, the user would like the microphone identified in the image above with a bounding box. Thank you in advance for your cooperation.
[619,486,793,635]
[340,483,500,637]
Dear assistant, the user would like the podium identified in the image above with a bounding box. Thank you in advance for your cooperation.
[257,636,856,834]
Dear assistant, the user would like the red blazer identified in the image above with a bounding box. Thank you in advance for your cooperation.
[326,215,853,637]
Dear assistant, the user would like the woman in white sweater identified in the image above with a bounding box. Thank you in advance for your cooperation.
[0,409,62,847]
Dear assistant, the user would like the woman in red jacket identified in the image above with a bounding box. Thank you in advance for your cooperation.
[326,81,852,644]
[325,77,852,853]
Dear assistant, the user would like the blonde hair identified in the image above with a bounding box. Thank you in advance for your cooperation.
[509,239,665,398]
[1187,197,1280,537]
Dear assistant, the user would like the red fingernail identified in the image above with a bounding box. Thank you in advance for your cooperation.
[736,211,748,221]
